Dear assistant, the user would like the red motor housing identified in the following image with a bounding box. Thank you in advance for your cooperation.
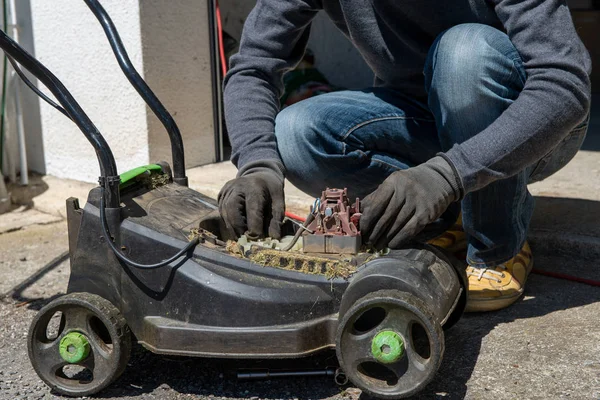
[303,188,362,254]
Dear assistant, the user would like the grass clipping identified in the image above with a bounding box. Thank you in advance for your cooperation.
[138,172,170,189]
[228,243,355,279]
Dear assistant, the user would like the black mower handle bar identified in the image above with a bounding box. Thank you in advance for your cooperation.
[0,29,122,208]
[83,0,188,186]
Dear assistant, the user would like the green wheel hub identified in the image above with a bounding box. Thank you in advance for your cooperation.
[371,330,404,364]
[59,332,91,364]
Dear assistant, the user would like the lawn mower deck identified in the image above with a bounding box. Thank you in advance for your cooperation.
[45,170,466,398]
[66,176,351,359]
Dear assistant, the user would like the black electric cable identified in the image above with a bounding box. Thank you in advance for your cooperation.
[6,55,72,120]
[83,0,188,186]
[100,186,199,269]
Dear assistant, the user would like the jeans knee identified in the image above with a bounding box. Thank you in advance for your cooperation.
[274,106,299,159]
[425,23,525,115]
[275,101,342,197]
[275,105,313,167]
[274,101,335,181]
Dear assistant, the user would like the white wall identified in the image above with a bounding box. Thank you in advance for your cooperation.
[29,0,216,183]
[30,0,149,182]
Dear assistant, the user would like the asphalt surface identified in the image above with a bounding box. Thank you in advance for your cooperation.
[2,212,600,400]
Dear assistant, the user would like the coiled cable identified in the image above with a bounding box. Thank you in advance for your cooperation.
[100,186,199,269]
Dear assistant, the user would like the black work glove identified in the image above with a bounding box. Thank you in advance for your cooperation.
[361,156,463,249]
[218,160,286,240]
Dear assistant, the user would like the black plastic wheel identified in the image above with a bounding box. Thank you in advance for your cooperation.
[336,290,444,399]
[27,292,131,397]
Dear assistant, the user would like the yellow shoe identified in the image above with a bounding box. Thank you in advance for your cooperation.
[428,228,467,254]
[465,242,534,312]
[428,213,467,254]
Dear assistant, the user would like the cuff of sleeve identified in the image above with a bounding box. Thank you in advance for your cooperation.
[442,145,491,195]
[236,147,284,172]
[237,159,286,182]
[434,153,466,201]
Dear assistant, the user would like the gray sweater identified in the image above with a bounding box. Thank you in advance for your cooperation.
[223,0,592,194]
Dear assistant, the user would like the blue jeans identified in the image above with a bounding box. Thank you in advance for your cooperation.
[275,23,589,267]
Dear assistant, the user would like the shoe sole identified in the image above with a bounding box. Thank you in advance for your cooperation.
[465,258,534,313]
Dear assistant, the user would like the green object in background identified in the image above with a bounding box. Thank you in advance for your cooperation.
[59,332,91,364]
[119,164,162,185]
[371,330,405,364]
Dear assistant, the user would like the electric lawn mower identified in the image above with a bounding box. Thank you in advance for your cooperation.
[0,1,467,398]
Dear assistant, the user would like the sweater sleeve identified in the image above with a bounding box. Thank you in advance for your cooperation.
[443,0,592,193]
[223,0,322,170]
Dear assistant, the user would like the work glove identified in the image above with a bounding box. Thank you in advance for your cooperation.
[218,160,286,240]
[360,156,463,250]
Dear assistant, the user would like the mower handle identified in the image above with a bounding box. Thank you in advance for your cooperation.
[84,0,188,186]
[0,29,121,208]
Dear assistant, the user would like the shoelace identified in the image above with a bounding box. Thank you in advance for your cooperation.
[467,265,507,283]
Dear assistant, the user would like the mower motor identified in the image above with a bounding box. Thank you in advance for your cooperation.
[303,188,362,255]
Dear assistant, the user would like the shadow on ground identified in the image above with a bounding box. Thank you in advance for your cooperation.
[3,250,68,309]
[6,173,50,210]
[96,349,344,399]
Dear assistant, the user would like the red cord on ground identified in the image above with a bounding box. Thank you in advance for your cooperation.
[216,2,228,78]
[532,268,600,287]
[285,211,306,223]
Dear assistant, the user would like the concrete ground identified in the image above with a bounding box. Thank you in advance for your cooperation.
[1,101,600,399]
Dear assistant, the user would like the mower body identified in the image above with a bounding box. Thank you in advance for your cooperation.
[65,177,466,360]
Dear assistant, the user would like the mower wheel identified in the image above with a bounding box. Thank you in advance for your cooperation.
[27,293,131,397]
[336,290,444,399]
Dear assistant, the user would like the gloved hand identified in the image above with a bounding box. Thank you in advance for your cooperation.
[360,156,463,249]
[218,160,286,240]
